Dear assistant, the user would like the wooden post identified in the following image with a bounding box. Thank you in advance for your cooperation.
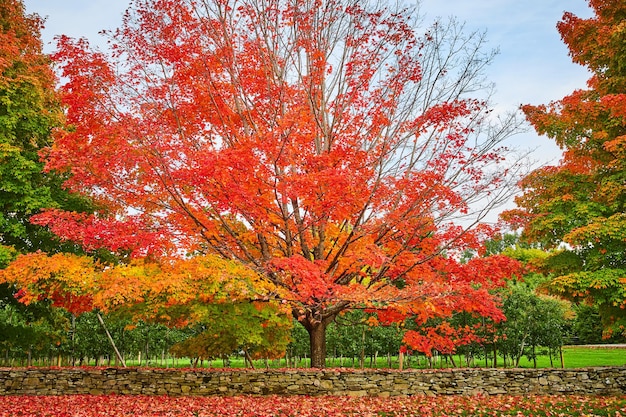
[96,312,127,367]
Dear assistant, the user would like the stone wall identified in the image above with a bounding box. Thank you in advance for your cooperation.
[2,367,625,397]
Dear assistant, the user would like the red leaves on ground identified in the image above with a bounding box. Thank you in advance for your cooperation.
[1,394,625,416]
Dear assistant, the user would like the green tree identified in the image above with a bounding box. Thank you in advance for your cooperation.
[0,0,75,360]
[0,283,70,366]
[169,302,292,368]
[69,312,110,365]
[503,0,626,337]
[286,322,310,366]
[0,1,106,363]
[497,280,570,367]
[0,0,92,253]
[569,303,624,344]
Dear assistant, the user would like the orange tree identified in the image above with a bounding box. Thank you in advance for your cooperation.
[504,0,626,338]
[32,0,525,367]
[0,251,293,363]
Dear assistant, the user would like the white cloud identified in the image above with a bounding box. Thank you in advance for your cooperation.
[25,0,128,50]
[418,0,593,164]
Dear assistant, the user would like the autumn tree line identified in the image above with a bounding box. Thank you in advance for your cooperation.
[0,0,625,369]
[1,283,617,369]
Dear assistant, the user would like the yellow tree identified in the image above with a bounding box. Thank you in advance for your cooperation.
[0,252,292,364]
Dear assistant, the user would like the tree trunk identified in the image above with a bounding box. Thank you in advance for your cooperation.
[307,320,327,368]
[448,354,456,368]
[359,326,366,369]
[493,343,498,368]
[298,307,345,368]
[243,350,255,369]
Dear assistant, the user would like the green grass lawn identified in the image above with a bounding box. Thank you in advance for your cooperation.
[132,345,625,370]
[502,346,624,369]
[278,345,626,369]
[20,345,626,369]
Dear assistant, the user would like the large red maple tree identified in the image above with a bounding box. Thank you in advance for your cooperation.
[34,0,523,367]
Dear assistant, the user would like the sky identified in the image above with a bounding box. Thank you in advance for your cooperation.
[22,0,594,166]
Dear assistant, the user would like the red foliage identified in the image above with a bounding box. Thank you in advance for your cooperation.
[1,393,625,416]
[31,210,171,257]
[0,252,98,315]
[23,0,522,365]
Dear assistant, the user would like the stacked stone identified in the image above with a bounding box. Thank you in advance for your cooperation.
[1,367,625,397]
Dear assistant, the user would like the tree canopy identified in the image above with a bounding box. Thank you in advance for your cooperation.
[0,0,92,255]
[9,0,526,367]
[0,0,101,360]
[504,0,626,337]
